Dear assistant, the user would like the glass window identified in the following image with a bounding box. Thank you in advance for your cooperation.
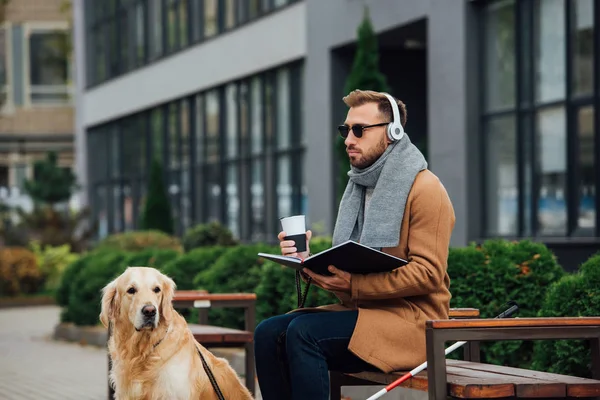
[206,164,221,221]
[119,9,130,73]
[577,106,595,231]
[265,74,275,143]
[276,69,291,149]
[226,165,239,237]
[274,0,288,7]
[251,76,263,155]
[534,0,566,103]
[205,89,220,162]
[571,0,594,97]
[485,115,517,236]
[226,83,238,158]
[179,0,189,48]
[0,27,7,106]
[189,0,202,41]
[134,2,146,66]
[151,108,164,162]
[536,106,567,235]
[204,0,218,38]
[277,156,292,217]
[239,82,249,154]
[167,0,178,52]
[194,94,204,165]
[28,30,70,105]
[168,102,180,169]
[225,0,236,30]
[484,0,515,111]
[181,99,191,228]
[251,160,265,240]
[148,0,163,60]
[109,126,120,179]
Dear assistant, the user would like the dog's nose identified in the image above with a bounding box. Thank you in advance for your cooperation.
[142,305,156,318]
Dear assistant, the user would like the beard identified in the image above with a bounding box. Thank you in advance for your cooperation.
[348,136,387,169]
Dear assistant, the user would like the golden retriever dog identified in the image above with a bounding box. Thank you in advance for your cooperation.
[100,266,254,400]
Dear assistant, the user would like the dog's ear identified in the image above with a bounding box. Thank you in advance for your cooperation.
[159,274,176,322]
[99,278,119,328]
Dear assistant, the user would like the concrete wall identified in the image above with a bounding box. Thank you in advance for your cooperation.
[83,2,307,128]
[303,0,471,245]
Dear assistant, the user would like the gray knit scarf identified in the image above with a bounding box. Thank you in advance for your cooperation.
[332,134,428,248]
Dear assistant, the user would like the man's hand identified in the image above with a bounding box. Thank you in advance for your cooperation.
[302,265,351,294]
[278,229,312,260]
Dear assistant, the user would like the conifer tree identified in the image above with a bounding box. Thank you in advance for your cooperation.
[139,158,174,235]
[23,151,78,206]
[337,6,390,202]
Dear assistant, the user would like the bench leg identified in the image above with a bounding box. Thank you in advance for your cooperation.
[329,371,343,400]
[245,342,256,397]
[426,328,448,400]
[591,337,600,380]
[463,340,480,362]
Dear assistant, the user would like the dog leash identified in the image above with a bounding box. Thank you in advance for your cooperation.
[196,346,226,400]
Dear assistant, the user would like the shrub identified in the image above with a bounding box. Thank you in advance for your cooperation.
[159,246,229,291]
[255,236,338,324]
[95,230,183,253]
[0,247,43,296]
[55,251,97,308]
[448,239,565,369]
[65,251,129,326]
[531,254,600,378]
[196,243,278,329]
[182,221,238,251]
[29,241,80,294]
[123,248,181,270]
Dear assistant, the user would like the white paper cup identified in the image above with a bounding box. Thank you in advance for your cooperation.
[280,215,307,253]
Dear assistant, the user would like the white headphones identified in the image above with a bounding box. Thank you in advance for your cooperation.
[382,92,405,142]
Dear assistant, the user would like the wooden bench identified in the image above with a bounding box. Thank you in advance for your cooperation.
[172,291,256,397]
[106,291,257,399]
[330,313,600,400]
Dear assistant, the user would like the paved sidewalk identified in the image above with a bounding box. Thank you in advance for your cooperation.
[0,305,417,400]
[0,306,107,400]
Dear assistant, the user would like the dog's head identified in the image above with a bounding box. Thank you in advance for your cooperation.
[99,266,176,331]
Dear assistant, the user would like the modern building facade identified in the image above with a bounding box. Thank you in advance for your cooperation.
[0,0,75,212]
[74,0,600,270]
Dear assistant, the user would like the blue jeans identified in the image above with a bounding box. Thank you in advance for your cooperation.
[254,310,378,400]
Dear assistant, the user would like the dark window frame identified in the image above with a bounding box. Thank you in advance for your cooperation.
[480,0,599,238]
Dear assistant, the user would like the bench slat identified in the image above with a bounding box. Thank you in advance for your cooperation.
[448,308,481,318]
[188,324,253,344]
[343,370,516,398]
[429,317,600,329]
[173,291,257,302]
[445,363,564,398]
[451,361,600,398]
[338,360,600,399]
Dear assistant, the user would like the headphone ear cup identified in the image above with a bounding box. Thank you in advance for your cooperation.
[387,122,403,142]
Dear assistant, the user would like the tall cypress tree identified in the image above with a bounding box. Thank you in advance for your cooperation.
[337,6,390,202]
[139,158,174,235]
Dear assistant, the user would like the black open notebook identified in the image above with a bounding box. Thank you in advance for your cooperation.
[258,240,408,276]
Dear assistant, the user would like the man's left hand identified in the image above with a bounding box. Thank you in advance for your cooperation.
[302,266,351,294]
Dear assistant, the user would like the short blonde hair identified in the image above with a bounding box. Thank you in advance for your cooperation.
[342,89,407,127]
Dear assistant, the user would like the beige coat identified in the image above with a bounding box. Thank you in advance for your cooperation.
[297,169,455,373]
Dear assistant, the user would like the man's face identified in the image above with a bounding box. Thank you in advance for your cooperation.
[343,102,389,169]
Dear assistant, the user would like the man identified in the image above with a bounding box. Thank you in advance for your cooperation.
[254,89,456,400]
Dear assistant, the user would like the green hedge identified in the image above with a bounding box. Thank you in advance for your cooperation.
[56,233,600,380]
[530,253,600,378]
[448,239,565,369]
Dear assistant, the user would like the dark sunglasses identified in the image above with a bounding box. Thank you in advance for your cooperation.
[337,122,389,139]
